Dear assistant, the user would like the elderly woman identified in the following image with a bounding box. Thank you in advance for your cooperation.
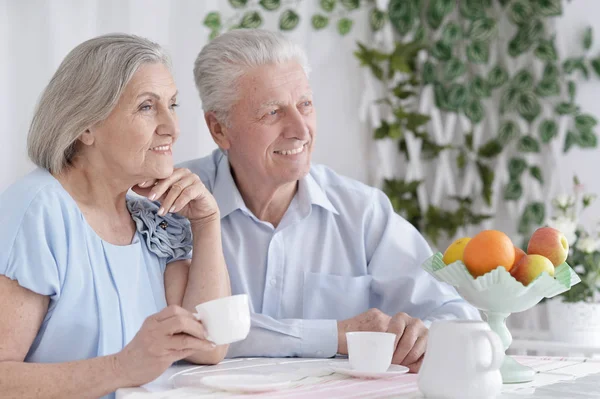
[0,34,230,398]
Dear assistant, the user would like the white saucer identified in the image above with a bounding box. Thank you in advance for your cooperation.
[200,374,292,393]
[329,363,410,379]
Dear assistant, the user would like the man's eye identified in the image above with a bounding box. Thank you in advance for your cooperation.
[269,109,278,116]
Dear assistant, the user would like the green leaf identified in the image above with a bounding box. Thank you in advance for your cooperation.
[279,9,300,30]
[532,0,562,17]
[414,24,426,43]
[530,166,544,184]
[538,119,558,143]
[341,0,359,11]
[422,61,436,85]
[508,157,528,179]
[388,123,403,139]
[388,0,416,35]
[460,0,487,21]
[203,12,221,30]
[433,83,447,109]
[465,131,474,151]
[504,180,523,201]
[535,38,558,61]
[370,64,384,80]
[446,84,468,111]
[591,58,600,77]
[467,41,489,64]
[444,58,466,81]
[209,29,220,40]
[320,0,335,12]
[468,18,496,41]
[509,30,533,57]
[543,63,559,80]
[583,26,593,50]
[488,65,509,88]
[374,121,390,139]
[500,87,520,114]
[498,120,520,145]
[563,57,589,78]
[535,79,560,97]
[240,11,263,28]
[555,102,579,115]
[499,0,511,7]
[526,19,545,42]
[478,139,503,158]
[464,98,485,124]
[575,114,598,131]
[431,41,452,61]
[259,0,280,11]
[457,151,467,170]
[517,92,541,122]
[441,22,462,43]
[518,136,541,153]
[406,113,431,131]
[311,14,329,30]
[518,202,545,235]
[469,75,491,98]
[337,17,353,35]
[229,0,248,8]
[511,69,534,90]
[578,130,598,148]
[369,8,386,31]
[476,161,495,206]
[568,81,576,101]
[564,130,578,152]
[508,0,534,25]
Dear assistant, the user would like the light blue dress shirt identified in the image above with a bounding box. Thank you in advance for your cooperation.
[180,150,480,359]
[0,169,191,399]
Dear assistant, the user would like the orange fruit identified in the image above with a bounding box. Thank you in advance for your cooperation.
[463,230,516,277]
[443,237,471,265]
[513,246,526,269]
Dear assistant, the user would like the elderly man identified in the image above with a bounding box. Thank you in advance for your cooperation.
[180,29,479,372]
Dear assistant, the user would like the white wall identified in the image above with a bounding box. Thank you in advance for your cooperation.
[1,0,599,229]
[555,0,600,227]
[0,0,372,193]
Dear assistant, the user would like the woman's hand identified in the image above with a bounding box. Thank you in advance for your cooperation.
[133,168,219,227]
[114,305,215,387]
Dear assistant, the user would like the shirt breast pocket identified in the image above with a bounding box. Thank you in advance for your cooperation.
[302,272,372,320]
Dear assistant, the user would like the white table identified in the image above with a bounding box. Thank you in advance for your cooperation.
[117,356,600,398]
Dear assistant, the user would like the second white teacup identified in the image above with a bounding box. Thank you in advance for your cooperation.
[346,331,396,373]
[194,294,251,345]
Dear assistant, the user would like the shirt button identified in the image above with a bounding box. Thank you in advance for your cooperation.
[270,278,277,286]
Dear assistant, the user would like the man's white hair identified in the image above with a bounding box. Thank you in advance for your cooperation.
[193,29,310,124]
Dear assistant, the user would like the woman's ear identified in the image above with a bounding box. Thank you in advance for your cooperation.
[205,112,231,150]
[78,129,95,146]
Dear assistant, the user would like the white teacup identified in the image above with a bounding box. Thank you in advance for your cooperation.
[194,294,251,345]
[418,320,504,399]
[346,331,396,373]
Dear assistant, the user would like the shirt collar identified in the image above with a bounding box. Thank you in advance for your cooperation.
[213,153,339,219]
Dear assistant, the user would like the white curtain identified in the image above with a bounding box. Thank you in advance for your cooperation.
[1,0,377,193]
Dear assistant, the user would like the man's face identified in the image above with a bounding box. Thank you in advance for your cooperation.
[221,61,316,187]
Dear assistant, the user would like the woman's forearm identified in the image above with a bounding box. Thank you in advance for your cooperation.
[182,217,231,311]
[0,354,127,399]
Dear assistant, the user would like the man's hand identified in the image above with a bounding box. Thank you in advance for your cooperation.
[387,312,428,373]
[336,309,391,355]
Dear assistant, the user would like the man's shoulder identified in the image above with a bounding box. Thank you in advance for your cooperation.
[310,164,379,200]
[177,149,224,191]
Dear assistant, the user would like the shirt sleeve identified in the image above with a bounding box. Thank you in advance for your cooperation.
[226,313,338,359]
[365,190,481,323]
[0,190,67,300]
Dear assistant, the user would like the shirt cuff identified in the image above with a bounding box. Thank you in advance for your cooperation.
[300,319,338,358]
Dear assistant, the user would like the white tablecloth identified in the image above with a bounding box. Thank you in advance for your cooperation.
[116,356,600,398]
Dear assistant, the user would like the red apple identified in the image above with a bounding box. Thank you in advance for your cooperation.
[527,227,569,267]
[510,254,555,286]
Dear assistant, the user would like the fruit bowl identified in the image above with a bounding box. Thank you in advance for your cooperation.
[422,252,581,384]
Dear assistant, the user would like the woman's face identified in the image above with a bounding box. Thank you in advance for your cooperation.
[85,62,180,182]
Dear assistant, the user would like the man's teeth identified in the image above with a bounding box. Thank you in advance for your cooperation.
[275,145,305,155]
[151,145,170,151]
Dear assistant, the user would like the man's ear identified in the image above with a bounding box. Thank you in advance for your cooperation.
[205,112,231,151]
[78,129,95,146]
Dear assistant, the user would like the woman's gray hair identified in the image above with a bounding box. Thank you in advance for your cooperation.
[28,33,171,174]
[193,29,310,124]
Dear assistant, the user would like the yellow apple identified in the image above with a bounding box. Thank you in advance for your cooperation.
[510,254,555,286]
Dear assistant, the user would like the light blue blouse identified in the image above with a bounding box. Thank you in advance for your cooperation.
[0,169,192,398]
